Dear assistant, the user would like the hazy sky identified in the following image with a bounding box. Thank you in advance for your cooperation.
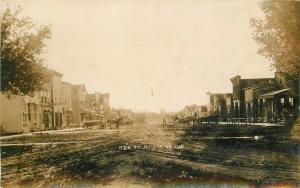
[3,0,274,112]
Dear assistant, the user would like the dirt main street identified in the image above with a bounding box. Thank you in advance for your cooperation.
[1,122,300,187]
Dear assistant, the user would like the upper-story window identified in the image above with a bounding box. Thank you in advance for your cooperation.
[28,103,31,121]
[32,104,37,121]
[23,104,28,122]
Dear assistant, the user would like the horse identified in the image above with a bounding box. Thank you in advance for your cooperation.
[107,117,124,129]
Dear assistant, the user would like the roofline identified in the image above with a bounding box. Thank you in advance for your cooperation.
[259,88,291,98]
[230,74,275,80]
[208,93,232,96]
[241,78,274,80]
[62,81,72,85]
[72,84,86,91]
[49,69,63,77]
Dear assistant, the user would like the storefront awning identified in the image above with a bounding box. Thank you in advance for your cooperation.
[259,88,291,99]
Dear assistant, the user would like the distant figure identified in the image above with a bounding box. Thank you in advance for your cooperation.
[162,118,167,126]
[174,115,178,121]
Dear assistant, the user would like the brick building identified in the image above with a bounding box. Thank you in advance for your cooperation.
[231,75,276,119]
[231,73,298,123]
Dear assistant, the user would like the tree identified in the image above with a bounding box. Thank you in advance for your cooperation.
[250,0,300,92]
[1,6,51,96]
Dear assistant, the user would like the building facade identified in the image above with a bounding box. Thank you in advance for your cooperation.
[208,93,232,120]
[62,81,73,127]
[1,65,113,133]
[38,81,52,130]
[1,93,41,133]
[50,70,64,129]
[100,93,110,121]
[243,79,277,122]
[181,105,198,117]
[258,88,296,123]
[230,73,298,123]
[180,105,208,118]
[71,84,87,126]
[85,92,102,121]
[231,75,276,119]
[113,109,133,119]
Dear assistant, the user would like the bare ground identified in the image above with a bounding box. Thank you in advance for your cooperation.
[1,123,300,187]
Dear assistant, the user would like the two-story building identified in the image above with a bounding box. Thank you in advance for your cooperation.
[38,75,52,130]
[62,81,73,127]
[1,93,41,133]
[231,72,298,123]
[208,92,233,121]
[50,70,64,129]
[100,93,110,121]
[243,79,277,122]
[231,75,276,119]
[72,84,87,126]
[85,92,102,121]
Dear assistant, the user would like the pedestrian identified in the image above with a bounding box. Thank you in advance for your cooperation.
[162,118,167,127]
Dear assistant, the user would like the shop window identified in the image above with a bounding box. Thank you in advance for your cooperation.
[31,104,37,121]
[289,98,294,106]
[23,113,28,122]
[34,104,37,120]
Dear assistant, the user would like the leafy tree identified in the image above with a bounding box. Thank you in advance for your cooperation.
[250,0,300,92]
[1,6,51,96]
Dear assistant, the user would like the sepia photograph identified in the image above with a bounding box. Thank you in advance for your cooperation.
[0,0,300,187]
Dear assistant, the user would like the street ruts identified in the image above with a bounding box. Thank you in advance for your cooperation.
[1,123,299,187]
